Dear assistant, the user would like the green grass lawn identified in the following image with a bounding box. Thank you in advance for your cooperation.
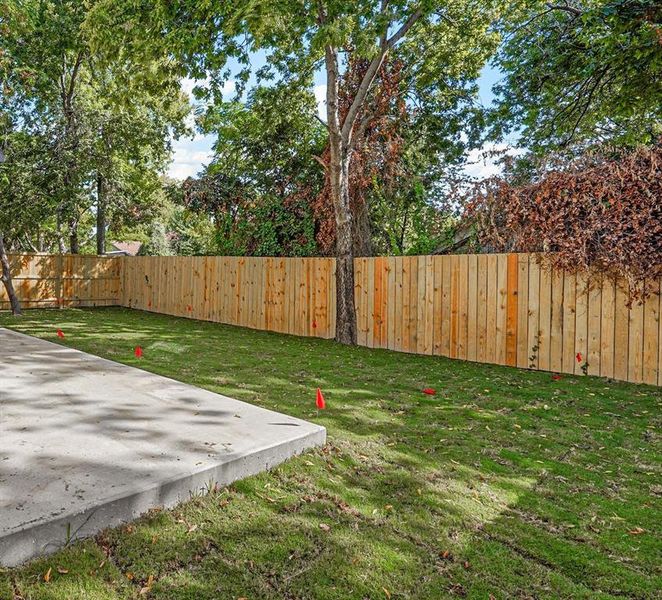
[0,308,660,600]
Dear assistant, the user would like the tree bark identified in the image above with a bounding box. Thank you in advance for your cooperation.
[334,155,357,345]
[0,232,21,316]
[326,45,357,345]
[56,208,67,254]
[96,174,106,255]
[69,218,79,254]
[352,196,373,257]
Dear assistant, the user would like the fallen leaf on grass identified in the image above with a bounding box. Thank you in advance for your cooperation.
[56,567,69,574]
[43,567,52,583]
[139,575,155,595]
[628,527,645,535]
[383,588,391,599]
[319,523,331,532]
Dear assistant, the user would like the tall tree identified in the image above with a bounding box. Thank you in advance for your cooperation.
[0,0,189,255]
[93,0,500,343]
[0,141,21,315]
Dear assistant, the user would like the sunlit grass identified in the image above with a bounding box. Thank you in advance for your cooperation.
[1,307,660,599]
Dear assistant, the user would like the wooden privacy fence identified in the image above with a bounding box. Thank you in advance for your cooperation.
[121,256,336,338]
[354,254,661,386]
[121,254,661,386]
[0,253,121,309]
[2,253,660,386]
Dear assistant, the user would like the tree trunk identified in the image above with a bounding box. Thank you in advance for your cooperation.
[352,196,373,257]
[0,232,21,316]
[69,218,79,254]
[320,2,423,342]
[56,208,67,254]
[333,155,357,345]
[326,45,357,345]
[96,174,106,255]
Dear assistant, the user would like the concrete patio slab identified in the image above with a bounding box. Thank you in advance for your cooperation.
[0,328,326,567]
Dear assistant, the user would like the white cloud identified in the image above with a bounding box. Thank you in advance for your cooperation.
[168,134,215,180]
[221,79,237,98]
[167,78,232,180]
[463,143,524,180]
[181,77,235,101]
[314,84,326,119]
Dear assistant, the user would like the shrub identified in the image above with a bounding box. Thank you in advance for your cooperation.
[466,143,662,301]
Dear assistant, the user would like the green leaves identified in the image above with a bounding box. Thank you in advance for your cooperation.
[490,0,662,151]
[0,0,190,250]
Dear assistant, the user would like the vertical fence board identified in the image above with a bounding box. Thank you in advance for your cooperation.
[449,255,459,359]
[600,276,616,379]
[515,254,529,369]
[408,256,419,353]
[466,254,478,362]
[527,258,541,369]
[538,263,552,372]
[485,255,498,364]
[355,258,366,347]
[506,254,519,368]
[366,258,376,348]
[386,257,396,350]
[628,291,644,384]
[401,257,412,353]
[442,256,454,358]
[457,254,469,361]
[372,257,383,348]
[495,254,508,366]
[587,276,602,377]
[574,272,589,375]
[642,280,660,385]
[561,272,577,374]
[394,256,404,352]
[549,268,564,373]
[476,255,488,363]
[416,256,427,354]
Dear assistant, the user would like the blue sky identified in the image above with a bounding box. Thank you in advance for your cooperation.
[168,62,505,181]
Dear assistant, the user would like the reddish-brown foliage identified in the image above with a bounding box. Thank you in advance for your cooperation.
[311,58,408,255]
[467,143,662,301]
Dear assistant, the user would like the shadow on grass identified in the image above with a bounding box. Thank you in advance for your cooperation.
[1,307,660,599]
